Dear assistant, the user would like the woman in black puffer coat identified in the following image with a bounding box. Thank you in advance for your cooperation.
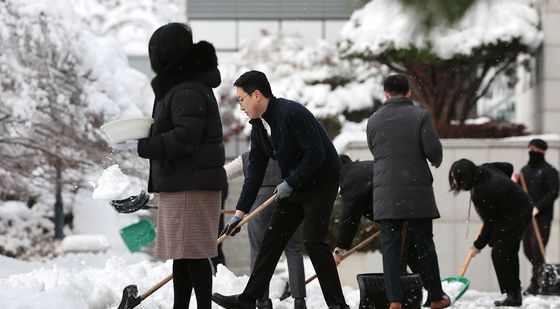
[138,23,226,309]
[449,159,531,307]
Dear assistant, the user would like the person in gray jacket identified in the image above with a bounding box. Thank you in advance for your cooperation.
[224,152,307,309]
[366,74,449,309]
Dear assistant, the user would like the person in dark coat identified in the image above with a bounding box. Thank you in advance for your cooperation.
[333,155,446,307]
[366,74,449,309]
[115,23,226,309]
[212,70,349,309]
[332,155,374,262]
[449,159,532,307]
[224,152,307,309]
[519,139,559,295]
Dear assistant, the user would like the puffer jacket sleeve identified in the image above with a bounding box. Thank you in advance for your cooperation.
[138,89,207,160]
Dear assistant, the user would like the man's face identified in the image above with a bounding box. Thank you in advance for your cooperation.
[237,88,260,119]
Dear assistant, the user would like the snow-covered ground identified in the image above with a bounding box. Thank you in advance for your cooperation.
[2,251,560,309]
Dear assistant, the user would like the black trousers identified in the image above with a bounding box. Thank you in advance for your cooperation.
[523,216,551,286]
[492,229,524,294]
[248,187,306,300]
[244,178,347,307]
[173,258,213,309]
[380,219,444,303]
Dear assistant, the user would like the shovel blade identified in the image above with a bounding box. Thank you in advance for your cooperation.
[120,219,156,252]
[441,276,470,303]
[117,285,142,309]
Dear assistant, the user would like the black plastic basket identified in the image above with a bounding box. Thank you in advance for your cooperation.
[357,273,423,308]
[538,263,560,295]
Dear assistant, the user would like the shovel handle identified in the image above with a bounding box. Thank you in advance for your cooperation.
[520,172,547,262]
[217,194,277,244]
[531,216,547,263]
[303,231,381,285]
[458,224,485,277]
[458,249,474,277]
[140,274,173,300]
[138,194,277,301]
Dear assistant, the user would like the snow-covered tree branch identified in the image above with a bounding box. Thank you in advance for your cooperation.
[340,0,543,132]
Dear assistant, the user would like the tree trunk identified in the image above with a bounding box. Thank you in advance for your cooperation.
[54,158,64,240]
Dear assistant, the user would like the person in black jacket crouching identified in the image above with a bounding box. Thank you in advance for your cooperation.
[212,70,349,309]
[449,159,532,307]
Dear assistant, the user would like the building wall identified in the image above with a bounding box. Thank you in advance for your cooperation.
[540,3,560,134]
[516,3,560,134]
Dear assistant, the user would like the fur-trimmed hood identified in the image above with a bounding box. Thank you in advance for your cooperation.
[151,40,220,100]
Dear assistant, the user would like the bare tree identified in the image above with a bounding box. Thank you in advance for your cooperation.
[0,2,146,239]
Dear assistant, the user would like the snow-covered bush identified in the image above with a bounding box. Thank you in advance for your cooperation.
[0,200,56,259]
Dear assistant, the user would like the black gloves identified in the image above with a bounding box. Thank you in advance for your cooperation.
[219,215,243,237]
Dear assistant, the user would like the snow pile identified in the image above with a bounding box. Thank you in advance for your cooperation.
[0,201,54,258]
[59,235,111,253]
[2,252,560,308]
[340,0,543,59]
[91,164,142,200]
[442,280,467,301]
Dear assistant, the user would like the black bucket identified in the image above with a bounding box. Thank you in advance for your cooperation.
[538,263,560,295]
[357,273,423,309]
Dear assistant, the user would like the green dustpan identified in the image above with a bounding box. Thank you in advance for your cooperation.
[441,276,470,303]
[120,219,156,252]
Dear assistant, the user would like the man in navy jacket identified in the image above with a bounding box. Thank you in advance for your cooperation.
[212,70,348,309]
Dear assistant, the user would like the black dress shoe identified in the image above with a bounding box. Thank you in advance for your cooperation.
[523,283,539,296]
[212,293,256,309]
[494,291,522,307]
[256,298,272,309]
[294,298,307,309]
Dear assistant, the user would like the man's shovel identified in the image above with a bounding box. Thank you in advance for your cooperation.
[116,194,277,309]
[280,231,380,301]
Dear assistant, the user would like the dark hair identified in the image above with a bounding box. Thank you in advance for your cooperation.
[529,138,548,151]
[148,23,193,75]
[449,159,478,194]
[383,74,410,96]
[339,154,352,165]
[233,70,273,98]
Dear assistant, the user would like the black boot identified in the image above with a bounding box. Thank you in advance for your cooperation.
[494,291,522,307]
[256,298,272,309]
[294,298,307,309]
[212,293,256,309]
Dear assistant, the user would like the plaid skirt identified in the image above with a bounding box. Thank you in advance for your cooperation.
[155,190,221,260]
